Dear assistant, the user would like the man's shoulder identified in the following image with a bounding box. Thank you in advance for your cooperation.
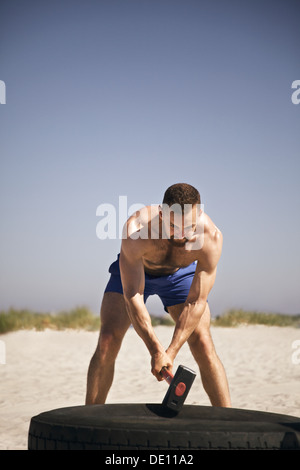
[123,205,160,240]
[121,206,155,256]
[203,213,223,243]
[195,214,223,268]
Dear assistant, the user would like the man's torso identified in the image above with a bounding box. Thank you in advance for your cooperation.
[125,205,221,276]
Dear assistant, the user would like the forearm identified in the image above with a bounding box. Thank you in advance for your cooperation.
[124,294,163,355]
[167,300,207,359]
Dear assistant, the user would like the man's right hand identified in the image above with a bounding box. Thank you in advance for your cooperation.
[151,351,173,381]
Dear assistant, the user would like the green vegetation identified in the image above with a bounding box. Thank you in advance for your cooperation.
[150,314,175,327]
[0,307,100,334]
[0,307,299,334]
[0,307,175,334]
[212,309,300,328]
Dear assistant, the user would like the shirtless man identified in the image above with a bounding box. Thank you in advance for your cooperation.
[86,183,231,407]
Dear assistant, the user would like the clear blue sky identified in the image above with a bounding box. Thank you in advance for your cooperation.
[0,0,299,316]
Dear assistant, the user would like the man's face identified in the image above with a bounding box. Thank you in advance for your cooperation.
[160,204,201,246]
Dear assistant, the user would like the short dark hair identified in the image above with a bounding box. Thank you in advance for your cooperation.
[163,183,201,209]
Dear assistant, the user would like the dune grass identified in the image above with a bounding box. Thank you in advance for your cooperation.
[0,307,175,334]
[0,307,299,334]
[0,307,100,334]
[212,309,300,328]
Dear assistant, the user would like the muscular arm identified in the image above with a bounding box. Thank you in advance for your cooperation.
[119,238,172,379]
[166,265,217,359]
[167,229,222,360]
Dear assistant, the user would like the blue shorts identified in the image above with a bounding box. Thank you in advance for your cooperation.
[104,254,197,312]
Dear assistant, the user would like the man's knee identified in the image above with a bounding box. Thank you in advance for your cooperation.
[188,330,216,364]
[96,329,125,363]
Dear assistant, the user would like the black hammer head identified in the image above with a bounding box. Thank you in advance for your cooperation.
[162,365,196,413]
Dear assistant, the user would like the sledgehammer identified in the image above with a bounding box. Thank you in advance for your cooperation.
[161,365,196,413]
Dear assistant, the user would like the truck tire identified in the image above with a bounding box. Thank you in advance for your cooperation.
[28,404,300,450]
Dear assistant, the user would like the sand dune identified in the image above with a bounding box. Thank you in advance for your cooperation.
[1,325,299,450]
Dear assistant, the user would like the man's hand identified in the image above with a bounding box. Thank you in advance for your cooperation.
[151,351,174,381]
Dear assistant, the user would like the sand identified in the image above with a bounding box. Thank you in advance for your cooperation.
[1,325,299,450]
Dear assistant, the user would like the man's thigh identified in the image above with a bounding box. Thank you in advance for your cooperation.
[167,302,215,361]
[167,302,211,333]
[166,303,185,321]
[100,292,131,337]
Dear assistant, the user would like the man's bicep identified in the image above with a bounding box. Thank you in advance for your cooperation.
[119,240,145,299]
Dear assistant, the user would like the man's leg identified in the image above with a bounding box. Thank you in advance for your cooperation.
[167,302,231,407]
[85,292,131,404]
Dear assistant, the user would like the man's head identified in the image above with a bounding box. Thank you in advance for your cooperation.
[160,183,202,246]
[162,183,201,208]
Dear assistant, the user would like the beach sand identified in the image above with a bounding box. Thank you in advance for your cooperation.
[1,325,299,450]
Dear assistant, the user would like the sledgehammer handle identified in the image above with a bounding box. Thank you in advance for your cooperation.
[161,367,173,385]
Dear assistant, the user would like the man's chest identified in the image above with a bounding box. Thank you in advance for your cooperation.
[143,241,198,271]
